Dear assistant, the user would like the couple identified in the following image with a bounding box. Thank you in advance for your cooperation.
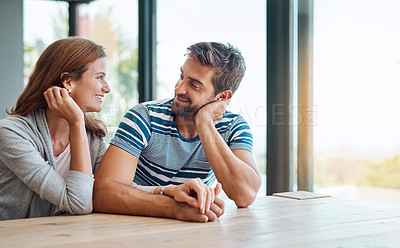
[0,37,261,222]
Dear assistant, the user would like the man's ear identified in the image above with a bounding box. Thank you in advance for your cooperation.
[216,90,233,101]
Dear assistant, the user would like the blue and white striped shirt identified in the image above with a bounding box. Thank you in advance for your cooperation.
[110,98,253,187]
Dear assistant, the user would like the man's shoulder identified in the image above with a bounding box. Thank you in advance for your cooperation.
[122,98,174,126]
[142,98,174,107]
[220,110,246,124]
[139,98,174,117]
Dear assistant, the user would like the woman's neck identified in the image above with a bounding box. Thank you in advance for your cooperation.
[45,108,70,156]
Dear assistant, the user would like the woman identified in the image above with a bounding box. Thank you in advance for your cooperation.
[0,37,110,220]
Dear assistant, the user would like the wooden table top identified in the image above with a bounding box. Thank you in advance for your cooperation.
[1,195,400,247]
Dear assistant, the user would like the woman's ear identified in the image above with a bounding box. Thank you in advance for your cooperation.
[216,90,233,101]
[60,72,72,90]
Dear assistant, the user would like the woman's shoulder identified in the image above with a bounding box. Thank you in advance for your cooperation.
[0,109,45,137]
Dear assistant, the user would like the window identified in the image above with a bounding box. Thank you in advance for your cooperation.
[157,0,267,194]
[313,0,400,204]
[77,0,139,141]
[24,0,139,141]
[24,0,68,84]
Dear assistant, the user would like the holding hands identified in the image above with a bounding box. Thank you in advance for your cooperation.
[158,179,225,222]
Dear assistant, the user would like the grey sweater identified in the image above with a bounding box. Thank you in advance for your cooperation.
[0,108,107,220]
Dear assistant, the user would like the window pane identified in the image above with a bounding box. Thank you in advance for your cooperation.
[157,0,267,195]
[24,0,68,85]
[24,0,138,142]
[314,0,400,204]
[76,0,139,141]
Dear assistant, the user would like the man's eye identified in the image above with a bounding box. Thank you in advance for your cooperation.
[190,82,199,88]
[179,74,184,79]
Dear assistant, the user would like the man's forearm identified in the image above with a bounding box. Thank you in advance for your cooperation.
[197,119,261,207]
[93,181,176,218]
[93,180,221,222]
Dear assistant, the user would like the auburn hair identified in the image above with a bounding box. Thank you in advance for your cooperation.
[8,37,108,137]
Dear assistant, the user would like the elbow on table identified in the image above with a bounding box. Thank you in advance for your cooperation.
[66,197,93,215]
[234,194,256,208]
[92,191,103,212]
[73,205,93,215]
[92,182,109,212]
[232,182,261,208]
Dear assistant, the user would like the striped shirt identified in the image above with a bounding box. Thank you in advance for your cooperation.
[110,98,253,187]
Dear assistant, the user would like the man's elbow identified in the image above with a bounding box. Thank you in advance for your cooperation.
[92,180,116,213]
[92,183,106,212]
[234,193,257,208]
[233,180,261,208]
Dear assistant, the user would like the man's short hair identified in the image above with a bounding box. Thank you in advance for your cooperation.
[186,42,246,95]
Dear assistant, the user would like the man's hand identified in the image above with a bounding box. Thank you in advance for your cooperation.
[194,99,230,125]
[173,193,225,223]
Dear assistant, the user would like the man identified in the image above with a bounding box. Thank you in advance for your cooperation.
[93,42,261,223]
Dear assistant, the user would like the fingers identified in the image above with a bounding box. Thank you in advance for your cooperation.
[204,186,214,213]
[43,86,69,110]
[214,183,222,196]
[175,202,208,223]
[174,189,199,209]
[175,179,222,215]
[173,179,204,211]
[189,178,207,214]
[211,197,225,218]
[43,86,83,124]
[174,186,224,222]
[205,197,225,221]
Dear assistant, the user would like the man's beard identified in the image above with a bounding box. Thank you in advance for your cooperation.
[172,98,198,118]
[171,94,213,118]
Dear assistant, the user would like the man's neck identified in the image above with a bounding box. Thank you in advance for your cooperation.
[175,115,198,139]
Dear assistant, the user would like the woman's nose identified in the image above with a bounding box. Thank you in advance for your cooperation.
[102,80,111,93]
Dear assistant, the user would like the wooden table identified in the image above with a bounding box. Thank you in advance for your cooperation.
[1,195,400,247]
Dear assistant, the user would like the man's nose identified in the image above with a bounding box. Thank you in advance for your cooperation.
[174,81,187,95]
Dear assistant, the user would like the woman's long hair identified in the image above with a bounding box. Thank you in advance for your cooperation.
[8,37,107,137]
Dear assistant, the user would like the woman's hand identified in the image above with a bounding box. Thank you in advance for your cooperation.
[43,86,84,125]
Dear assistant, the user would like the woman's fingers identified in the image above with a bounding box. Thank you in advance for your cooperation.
[174,186,199,208]
[43,86,83,124]
[44,87,66,109]
[173,179,204,211]
[193,178,207,213]
[174,179,223,215]
[204,187,213,213]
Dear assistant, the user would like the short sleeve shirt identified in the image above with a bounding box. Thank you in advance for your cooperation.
[110,98,253,186]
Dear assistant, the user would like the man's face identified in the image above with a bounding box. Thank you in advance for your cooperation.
[172,57,217,118]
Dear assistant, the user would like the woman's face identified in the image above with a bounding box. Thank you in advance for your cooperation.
[69,57,110,113]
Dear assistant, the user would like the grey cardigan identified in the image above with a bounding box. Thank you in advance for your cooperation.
[0,108,107,220]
